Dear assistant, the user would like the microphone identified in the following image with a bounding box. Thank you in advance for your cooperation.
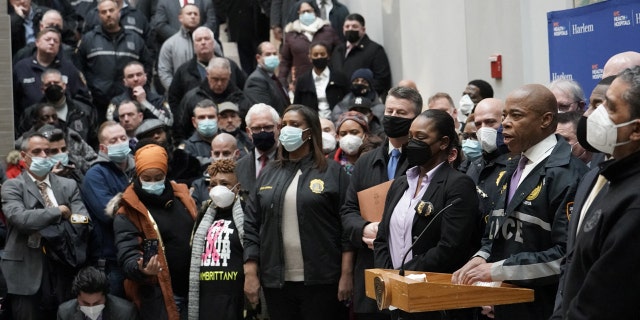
[398,198,462,276]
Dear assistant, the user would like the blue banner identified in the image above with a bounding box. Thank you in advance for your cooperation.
[548,0,640,93]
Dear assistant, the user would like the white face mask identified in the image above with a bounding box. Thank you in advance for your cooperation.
[321,132,336,154]
[339,134,363,155]
[586,104,636,155]
[458,94,474,124]
[209,184,237,208]
[80,304,105,320]
[476,127,498,153]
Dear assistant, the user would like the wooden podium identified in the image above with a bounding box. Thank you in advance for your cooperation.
[365,269,534,313]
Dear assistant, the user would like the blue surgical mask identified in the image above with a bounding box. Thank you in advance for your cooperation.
[279,126,309,152]
[197,119,218,137]
[263,55,280,72]
[29,156,53,177]
[462,139,483,161]
[141,179,166,196]
[300,12,316,26]
[49,152,69,166]
[107,142,131,163]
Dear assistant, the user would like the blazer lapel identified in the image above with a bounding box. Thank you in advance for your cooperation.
[566,168,599,253]
[49,174,66,205]
[23,172,47,207]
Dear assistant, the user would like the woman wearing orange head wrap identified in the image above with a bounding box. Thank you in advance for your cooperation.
[113,143,197,320]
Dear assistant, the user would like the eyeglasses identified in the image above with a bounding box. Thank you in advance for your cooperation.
[558,101,580,113]
[249,125,275,134]
[461,132,477,140]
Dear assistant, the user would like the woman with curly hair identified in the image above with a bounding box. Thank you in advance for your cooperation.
[188,159,247,320]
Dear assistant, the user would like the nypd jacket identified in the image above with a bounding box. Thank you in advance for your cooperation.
[477,135,587,320]
[77,25,152,103]
[13,53,89,119]
[244,156,349,288]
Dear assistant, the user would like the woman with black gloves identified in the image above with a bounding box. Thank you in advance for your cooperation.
[374,109,479,320]
[243,104,353,320]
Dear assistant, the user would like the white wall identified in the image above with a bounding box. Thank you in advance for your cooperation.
[342,0,573,101]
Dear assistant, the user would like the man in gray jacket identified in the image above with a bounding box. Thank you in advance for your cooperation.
[2,133,91,319]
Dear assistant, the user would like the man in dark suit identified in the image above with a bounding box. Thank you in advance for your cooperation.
[340,86,421,319]
[1,133,90,320]
[453,84,588,320]
[150,0,216,45]
[236,103,281,195]
[58,266,138,320]
[330,13,391,98]
[215,0,270,73]
[244,42,291,115]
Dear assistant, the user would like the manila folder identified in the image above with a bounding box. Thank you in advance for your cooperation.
[357,180,393,222]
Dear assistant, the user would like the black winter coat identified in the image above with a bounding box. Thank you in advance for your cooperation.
[244,156,349,288]
[479,135,587,320]
[330,34,392,97]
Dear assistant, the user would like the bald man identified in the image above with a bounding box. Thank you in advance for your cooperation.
[397,79,418,91]
[465,98,510,252]
[210,132,241,162]
[602,51,640,78]
[453,84,588,320]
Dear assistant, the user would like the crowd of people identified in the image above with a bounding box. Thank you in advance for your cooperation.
[3,0,640,319]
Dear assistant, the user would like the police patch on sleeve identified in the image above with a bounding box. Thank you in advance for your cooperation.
[566,201,574,221]
[309,179,324,194]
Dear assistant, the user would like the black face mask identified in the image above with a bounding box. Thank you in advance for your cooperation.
[44,84,64,102]
[345,30,360,43]
[576,115,600,153]
[252,131,276,152]
[350,83,369,97]
[383,115,413,138]
[406,139,434,168]
[311,57,329,70]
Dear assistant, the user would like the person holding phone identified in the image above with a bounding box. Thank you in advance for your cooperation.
[113,142,197,320]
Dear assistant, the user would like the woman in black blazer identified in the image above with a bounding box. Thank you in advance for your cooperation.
[373,109,479,320]
[293,42,349,117]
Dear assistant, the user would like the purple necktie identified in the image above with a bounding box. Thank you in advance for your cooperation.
[508,155,528,204]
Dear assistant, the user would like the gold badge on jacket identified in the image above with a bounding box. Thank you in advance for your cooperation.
[526,182,542,201]
[415,201,434,218]
[309,179,325,194]
[496,170,506,187]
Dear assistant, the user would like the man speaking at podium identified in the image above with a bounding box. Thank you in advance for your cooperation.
[452,84,587,320]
